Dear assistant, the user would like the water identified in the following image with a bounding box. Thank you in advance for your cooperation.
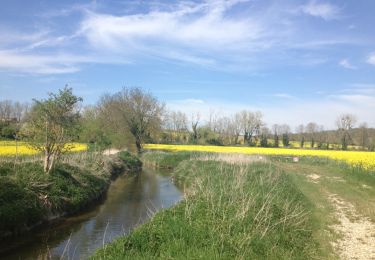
[0,168,182,259]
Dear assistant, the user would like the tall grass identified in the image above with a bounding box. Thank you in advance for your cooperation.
[93,152,319,259]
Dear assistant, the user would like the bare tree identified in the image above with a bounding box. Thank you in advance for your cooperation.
[0,100,12,120]
[272,124,280,147]
[164,110,188,143]
[336,114,357,150]
[259,126,270,147]
[296,124,305,148]
[191,112,200,143]
[358,122,369,150]
[231,113,242,145]
[239,110,263,146]
[306,122,318,148]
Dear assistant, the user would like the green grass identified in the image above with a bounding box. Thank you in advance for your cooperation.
[275,157,375,222]
[0,151,141,237]
[92,152,321,259]
[142,151,193,169]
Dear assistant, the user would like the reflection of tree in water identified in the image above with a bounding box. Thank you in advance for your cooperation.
[56,171,162,259]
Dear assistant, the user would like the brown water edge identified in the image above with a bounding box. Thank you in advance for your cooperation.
[0,168,182,260]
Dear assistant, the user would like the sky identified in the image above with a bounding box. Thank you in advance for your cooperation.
[0,0,374,129]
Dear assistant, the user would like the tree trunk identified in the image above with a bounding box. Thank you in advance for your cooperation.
[44,152,50,173]
[135,137,142,154]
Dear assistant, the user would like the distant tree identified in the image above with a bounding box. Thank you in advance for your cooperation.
[316,125,325,149]
[0,100,12,120]
[191,112,200,143]
[239,110,263,146]
[306,122,318,148]
[231,113,242,145]
[22,87,82,173]
[272,124,279,147]
[296,124,305,148]
[336,114,357,150]
[259,127,269,147]
[358,122,369,150]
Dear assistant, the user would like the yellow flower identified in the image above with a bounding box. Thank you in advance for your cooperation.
[144,144,375,171]
[0,141,87,156]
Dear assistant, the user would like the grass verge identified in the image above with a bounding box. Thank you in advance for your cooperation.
[92,152,321,259]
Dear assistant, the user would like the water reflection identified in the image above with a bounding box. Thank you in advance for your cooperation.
[1,168,182,260]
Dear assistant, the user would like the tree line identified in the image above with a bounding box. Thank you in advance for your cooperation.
[1,86,375,174]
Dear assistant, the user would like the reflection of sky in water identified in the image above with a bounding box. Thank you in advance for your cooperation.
[1,169,182,260]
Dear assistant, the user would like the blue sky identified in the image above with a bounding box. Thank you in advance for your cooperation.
[0,0,374,128]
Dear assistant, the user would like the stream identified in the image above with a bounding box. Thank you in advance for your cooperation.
[0,168,182,259]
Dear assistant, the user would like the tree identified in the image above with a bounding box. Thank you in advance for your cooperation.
[239,110,263,146]
[279,124,291,147]
[259,126,270,147]
[109,88,164,153]
[358,122,369,150]
[80,105,111,150]
[272,124,280,147]
[336,114,357,150]
[191,112,200,143]
[296,124,305,148]
[22,87,82,173]
[231,113,242,145]
[306,122,318,148]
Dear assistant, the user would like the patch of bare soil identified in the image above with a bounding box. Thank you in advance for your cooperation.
[307,174,321,183]
[329,194,375,260]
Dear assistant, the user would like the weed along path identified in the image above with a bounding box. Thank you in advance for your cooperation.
[277,161,375,260]
[0,168,182,260]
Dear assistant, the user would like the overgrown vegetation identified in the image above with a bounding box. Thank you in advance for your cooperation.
[92,152,321,259]
[0,151,141,238]
[21,87,82,173]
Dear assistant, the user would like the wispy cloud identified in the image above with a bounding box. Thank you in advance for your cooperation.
[0,0,367,74]
[339,59,357,69]
[78,0,354,70]
[0,50,97,74]
[300,1,340,20]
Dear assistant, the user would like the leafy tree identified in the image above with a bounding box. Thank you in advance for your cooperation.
[282,133,290,147]
[22,87,82,173]
[80,106,111,150]
[99,88,164,153]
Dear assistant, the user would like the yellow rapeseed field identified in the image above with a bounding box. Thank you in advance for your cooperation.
[0,141,87,156]
[144,144,375,171]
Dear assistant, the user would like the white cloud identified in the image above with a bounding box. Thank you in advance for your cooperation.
[80,1,262,51]
[339,59,356,69]
[367,52,375,65]
[0,50,92,74]
[301,1,340,20]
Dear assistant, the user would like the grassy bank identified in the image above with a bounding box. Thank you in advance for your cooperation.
[92,152,321,259]
[0,151,141,238]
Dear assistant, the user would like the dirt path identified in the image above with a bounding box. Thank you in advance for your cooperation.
[328,193,375,260]
[276,162,375,259]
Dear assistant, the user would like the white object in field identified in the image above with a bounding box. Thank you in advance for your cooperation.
[293,157,299,163]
